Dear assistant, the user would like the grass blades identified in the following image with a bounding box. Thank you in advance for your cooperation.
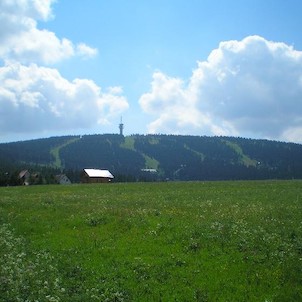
[1,180,302,301]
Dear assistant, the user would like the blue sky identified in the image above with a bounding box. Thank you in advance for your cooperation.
[1,0,302,143]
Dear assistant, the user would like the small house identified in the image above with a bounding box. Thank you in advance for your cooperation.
[18,170,30,185]
[81,168,114,183]
[55,174,72,185]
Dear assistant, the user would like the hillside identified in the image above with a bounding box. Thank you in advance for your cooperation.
[0,134,302,184]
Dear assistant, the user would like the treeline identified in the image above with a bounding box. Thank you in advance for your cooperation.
[133,135,241,180]
[132,135,302,180]
[60,134,145,176]
[227,137,302,178]
[0,165,61,186]
[0,136,76,165]
[0,134,302,185]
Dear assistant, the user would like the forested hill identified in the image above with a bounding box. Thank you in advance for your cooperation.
[1,134,302,184]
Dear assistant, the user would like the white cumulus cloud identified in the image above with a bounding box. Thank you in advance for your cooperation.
[139,35,302,143]
[76,43,98,60]
[0,62,129,134]
[0,0,97,64]
[0,0,127,139]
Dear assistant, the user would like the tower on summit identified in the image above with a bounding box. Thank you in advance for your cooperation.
[119,117,124,136]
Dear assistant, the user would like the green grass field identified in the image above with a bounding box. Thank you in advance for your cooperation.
[1,180,302,301]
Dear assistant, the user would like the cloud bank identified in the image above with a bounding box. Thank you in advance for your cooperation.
[0,62,128,134]
[0,0,97,64]
[0,0,128,138]
[139,36,302,143]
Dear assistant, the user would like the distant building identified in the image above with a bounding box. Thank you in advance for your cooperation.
[55,174,71,185]
[18,170,41,185]
[18,170,30,185]
[81,168,114,183]
[139,168,158,182]
[141,168,157,173]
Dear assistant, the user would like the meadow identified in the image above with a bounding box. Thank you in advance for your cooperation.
[1,180,302,301]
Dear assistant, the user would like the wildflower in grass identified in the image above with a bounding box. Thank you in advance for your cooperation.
[0,224,65,302]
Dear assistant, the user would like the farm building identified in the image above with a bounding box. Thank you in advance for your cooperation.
[19,170,30,185]
[141,168,157,173]
[18,170,41,185]
[55,174,72,185]
[81,168,114,183]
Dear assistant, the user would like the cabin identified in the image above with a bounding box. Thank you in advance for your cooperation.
[81,168,114,183]
[55,174,71,185]
[18,170,30,185]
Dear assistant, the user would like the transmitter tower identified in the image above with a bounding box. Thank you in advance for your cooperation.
[119,117,124,136]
